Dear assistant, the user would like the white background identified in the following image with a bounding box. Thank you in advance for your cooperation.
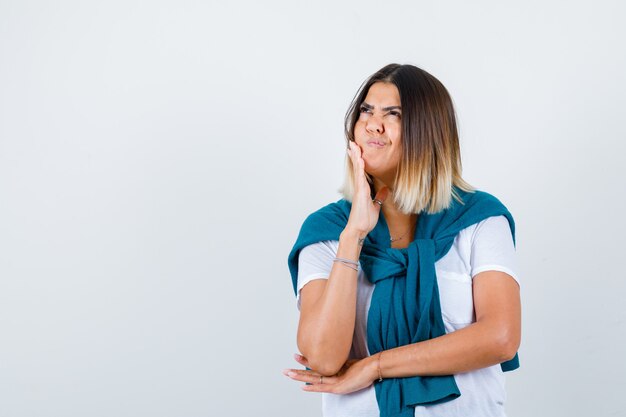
[1,1,625,416]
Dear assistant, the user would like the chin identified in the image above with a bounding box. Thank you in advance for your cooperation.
[362,159,384,177]
[363,166,384,181]
[365,165,396,186]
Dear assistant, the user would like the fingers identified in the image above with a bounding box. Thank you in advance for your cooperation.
[347,141,365,181]
[373,186,390,207]
[348,142,373,205]
[371,187,389,214]
[301,382,335,392]
[293,353,309,366]
[282,368,337,386]
[284,353,340,388]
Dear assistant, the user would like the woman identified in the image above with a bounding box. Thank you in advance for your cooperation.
[285,64,521,417]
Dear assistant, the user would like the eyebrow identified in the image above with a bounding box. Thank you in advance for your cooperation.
[361,102,402,111]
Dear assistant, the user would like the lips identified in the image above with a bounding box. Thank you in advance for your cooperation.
[366,139,386,148]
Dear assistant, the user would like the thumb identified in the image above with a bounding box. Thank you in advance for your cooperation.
[373,187,390,208]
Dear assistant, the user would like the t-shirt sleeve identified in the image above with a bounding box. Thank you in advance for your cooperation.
[470,215,520,287]
[295,240,337,310]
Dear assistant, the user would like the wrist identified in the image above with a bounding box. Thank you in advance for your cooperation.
[365,353,381,382]
[341,228,367,243]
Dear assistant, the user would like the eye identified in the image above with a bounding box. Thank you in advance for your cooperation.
[359,106,372,114]
[388,111,401,118]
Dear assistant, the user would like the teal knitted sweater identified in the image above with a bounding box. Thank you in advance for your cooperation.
[288,188,519,417]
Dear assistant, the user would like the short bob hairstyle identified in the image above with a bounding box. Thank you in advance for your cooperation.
[341,63,474,214]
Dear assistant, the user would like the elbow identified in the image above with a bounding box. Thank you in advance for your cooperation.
[306,358,345,377]
[492,326,521,362]
[498,340,519,362]
[297,338,347,376]
[297,347,347,376]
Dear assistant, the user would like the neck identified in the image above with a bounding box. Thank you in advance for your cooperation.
[372,177,418,244]
[382,205,417,230]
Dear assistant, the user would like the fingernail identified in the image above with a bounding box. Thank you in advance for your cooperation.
[294,353,301,360]
[282,369,290,376]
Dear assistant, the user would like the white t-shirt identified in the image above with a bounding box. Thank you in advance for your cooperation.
[296,215,519,417]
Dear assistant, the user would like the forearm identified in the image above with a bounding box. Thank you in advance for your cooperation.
[361,320,519,380]
[297,229,364,375]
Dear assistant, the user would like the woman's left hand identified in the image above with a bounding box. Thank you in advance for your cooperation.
[283,353,377,394]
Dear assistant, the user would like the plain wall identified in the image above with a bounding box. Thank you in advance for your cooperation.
[1,1,625,416]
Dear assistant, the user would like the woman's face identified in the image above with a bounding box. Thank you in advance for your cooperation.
[353,82,403,186]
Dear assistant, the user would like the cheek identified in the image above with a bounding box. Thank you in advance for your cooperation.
[389,124,402,141]
[392,147,402,164]
[354,132,369,148]
[390,141,403,163]
[390,127,402,158]
[354,121,366,137]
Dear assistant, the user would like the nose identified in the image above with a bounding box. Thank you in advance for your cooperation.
[365,114,384,135]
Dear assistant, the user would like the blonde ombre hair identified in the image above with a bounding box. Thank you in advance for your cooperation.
[340,64,474,214]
